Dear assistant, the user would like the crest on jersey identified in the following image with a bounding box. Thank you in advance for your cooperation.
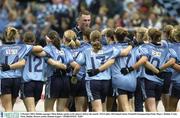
[152,50,161,57]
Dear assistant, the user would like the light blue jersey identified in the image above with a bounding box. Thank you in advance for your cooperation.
[76,46,120,80]
[161,40,176,73]
[70,43,91,80]
[0,44,33,79]
[170,42,180,84]
[139,43,176,84]
[22,54,47,82]
[43,44,74,77]
[111,43,139,92]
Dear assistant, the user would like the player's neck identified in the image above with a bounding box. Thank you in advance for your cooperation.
[93,48,100,53]
[151,41,161,46]
[4,42,15,44]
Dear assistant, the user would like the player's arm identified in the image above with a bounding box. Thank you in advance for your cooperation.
[70,61,78,69]
[72,52,85,75]
[159,58,176,71]
[98,59,115,71]
[132,56,148,70]
[33,51,47,57]
[32,45,43,53]
[10,59,26,69]
[72,63,81,75]
[144,61,160,74]
[0,59,26,71]
[47,58,67,70]
[87,58,115,77]
[120,56,148,75]
[120,45,132,56]
[172,63,180,72]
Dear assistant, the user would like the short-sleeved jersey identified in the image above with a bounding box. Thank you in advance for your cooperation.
[70,43,91,80]
[170,42,180,84]
[111,43,139,92]
[139,43,176,84]
[0,44,33,79]
[161,40,175,72]
[43,44,73,77]
[22,54,47,82]
[76,46,120,80]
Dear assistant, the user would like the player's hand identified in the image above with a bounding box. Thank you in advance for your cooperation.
[1,64,10,71]
[71,75,78,84]
[120,67,134,75]
[61,65,71,76]
[145,68,155,75]
[128,41,135,48]
[44,54,51,62]
[87,69,100,77]
[156,71,172,80]
[66,65,72,73]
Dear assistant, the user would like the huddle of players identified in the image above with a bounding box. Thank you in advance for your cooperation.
[0,24,180,112]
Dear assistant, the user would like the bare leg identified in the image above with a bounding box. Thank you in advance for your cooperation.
[145,97,157,112]
[56,98,69,112]
[91,99,103,112]
[75,96,87,111]
[0,94,13,112]
[44,98,56,112]
[23,97,36,112]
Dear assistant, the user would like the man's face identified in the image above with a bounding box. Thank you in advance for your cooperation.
[78,14,91,30]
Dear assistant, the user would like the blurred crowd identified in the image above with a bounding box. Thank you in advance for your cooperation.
[0,0,179,41]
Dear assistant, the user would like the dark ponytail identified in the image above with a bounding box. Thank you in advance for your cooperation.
[47,30,60,49]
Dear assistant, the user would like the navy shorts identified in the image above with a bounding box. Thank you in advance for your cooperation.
[170,83,180,99]
[0,78,21,98]
[162,72,172,94]
[45,76,70,99]
[70,77,87,97]
[114,88,133,99]
[85,80,110,103]
[142,79,163,101]
[20,80,44,102]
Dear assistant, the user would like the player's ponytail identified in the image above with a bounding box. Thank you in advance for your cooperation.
[114,27,128,42]
[135,27,148,42]
[83,27,92,43]
[63,30,78,48]
[47,30,60,49]
[148,28,162,43]
[90,30,102,51]
[23,31,36,45]
[163,25,174,42]
[172,25,180,42]
[3,26,18,43]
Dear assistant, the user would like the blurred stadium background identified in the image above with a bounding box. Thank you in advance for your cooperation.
[1,0,180,112]
[1,0,180,41]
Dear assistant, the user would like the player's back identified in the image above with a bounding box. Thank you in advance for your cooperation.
[171,42,180,83]
[140,43,171,83]
[0,44,32,78]
[111,43,138,92]
[22,54,47,82]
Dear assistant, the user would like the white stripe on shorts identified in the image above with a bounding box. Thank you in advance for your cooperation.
[85,81,94,102]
